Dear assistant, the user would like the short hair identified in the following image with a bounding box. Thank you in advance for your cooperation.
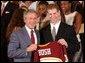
[47,4,60,11]
[23,9,38,18]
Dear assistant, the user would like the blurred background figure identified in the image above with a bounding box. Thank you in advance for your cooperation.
[60,1,82,34]
[47,1,55,4]
[28,1,38,11]
[59,1,83,62]
[72,1,84,62]
[1,1,19,62]
[36,1,49,30]
[19,1,33,10]
[72,1,84,19]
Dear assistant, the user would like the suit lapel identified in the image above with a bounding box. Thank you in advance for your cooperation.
[45,22,65,41]
[46,24,53,41]
[47,22,66,41]
[21,27,31,45]
[55,22,66,40]
[22,27,40,45]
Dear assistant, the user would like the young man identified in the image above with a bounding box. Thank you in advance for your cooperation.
[39,4,79,62]
[8,9,40,62]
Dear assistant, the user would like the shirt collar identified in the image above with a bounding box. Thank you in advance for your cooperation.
[50,20,61,30]
[25,25,34,32]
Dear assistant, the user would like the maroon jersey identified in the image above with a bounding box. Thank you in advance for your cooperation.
[34,41,68,62]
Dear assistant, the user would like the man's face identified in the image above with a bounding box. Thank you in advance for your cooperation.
[47,8,60,23]
[24,12,38,29]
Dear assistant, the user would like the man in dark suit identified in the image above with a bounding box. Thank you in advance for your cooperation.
[8,9,40,62]
[1,1,19,62]
[39,4,79,62]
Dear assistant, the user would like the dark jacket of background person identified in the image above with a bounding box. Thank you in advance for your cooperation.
[1,1,19,62]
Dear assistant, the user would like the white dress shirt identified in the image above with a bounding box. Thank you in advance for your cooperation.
[25,25,38,44]
[50,21,61,35]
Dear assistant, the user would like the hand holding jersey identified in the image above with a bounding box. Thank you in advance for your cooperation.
[34,41,68,62]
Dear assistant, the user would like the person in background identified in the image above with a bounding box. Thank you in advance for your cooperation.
[8,9,40,62]
[60,1,82,35]
[1,1,19,62]
[19,1,33,10]
[39,4,79,62]
[72,1,84,19]
[36,1,49,30]
[47,1,55,4]
[28,1,38,11]
[11,1,19,8]
[59,1,83,62]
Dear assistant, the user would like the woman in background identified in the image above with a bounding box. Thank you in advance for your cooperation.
[60,1,83,62]
[36,1,49,30]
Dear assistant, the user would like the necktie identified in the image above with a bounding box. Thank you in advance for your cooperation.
[31,29,35,62]
[52,27,56,41]
[31,30,35,44]
[1,3,5,15]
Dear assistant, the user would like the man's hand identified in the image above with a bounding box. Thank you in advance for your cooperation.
[38,43,50,47]
[26,44,37,52]
[57,39,68,48]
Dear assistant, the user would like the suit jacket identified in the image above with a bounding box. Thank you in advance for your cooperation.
[1,1,19,34]
[8,27,40,62]
[39,21,79,61]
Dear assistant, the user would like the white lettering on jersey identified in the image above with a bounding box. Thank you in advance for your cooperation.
[38,48,51,56]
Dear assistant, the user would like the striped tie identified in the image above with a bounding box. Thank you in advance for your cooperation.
[52,27,56,41]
